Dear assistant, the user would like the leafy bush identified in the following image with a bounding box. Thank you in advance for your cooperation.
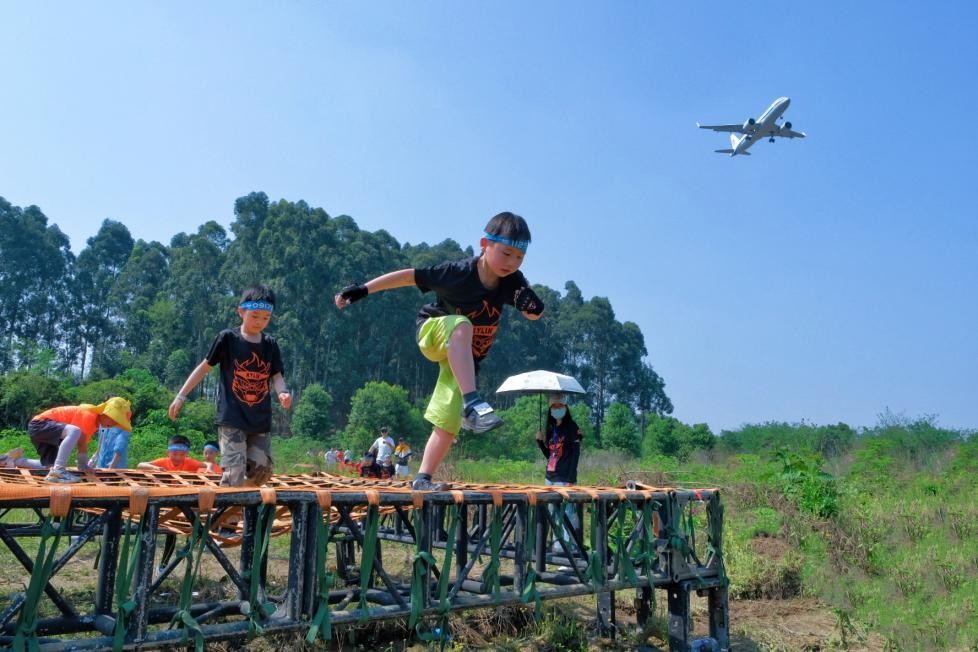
[291,383,332,440]
[773,448,839,518]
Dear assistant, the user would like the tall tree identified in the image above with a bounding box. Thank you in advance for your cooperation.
[0,199,74,371]
[73,219,135,376]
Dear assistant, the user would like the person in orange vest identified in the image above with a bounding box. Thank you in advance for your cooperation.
[137,435,204,472]
[28,396,132,484]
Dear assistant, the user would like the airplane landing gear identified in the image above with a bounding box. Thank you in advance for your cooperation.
[769,137,775,143]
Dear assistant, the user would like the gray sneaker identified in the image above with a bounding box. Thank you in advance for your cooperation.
[461,401,504,434]
[411,477,450,491]
[45,468,80,484]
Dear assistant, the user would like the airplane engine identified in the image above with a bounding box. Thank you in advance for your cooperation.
[743,118,756,131]
[783,121,792,130]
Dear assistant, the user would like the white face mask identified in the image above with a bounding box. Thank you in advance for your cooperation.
[550,407,567,419]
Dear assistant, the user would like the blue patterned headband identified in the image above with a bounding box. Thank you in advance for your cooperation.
[203,444,220,453]
[484,232,530,252]
[168,444,190,453]
[240,300,274,312]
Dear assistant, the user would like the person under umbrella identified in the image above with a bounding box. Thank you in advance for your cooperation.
[535,392,583,552]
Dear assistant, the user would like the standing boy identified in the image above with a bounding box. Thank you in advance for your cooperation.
[335,212,544,490]
[169,284,291,487]
[29,397,132,483]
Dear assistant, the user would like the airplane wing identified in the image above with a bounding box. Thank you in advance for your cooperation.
[697,122,746,134]
[776,127,806,139]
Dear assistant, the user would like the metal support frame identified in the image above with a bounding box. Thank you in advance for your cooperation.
[0,487,729,651]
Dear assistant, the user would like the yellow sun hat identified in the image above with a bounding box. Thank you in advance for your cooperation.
[97,396,133,432]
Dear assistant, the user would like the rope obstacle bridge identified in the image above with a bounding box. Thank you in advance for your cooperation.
[0,468,729,651]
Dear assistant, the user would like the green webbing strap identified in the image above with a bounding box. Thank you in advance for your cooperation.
[614,501,640,586]
[170,511,212,652]
[707,498,728,587]
[247,503,277,635]
[632,500,656,581]
[409,505,436,633]
[520,502,542,620]
[478,503,503,601]
[416,503,459,647]
[13,514,67,652]
[356,503,380,621]
[584,501,604,590]
[306,506,335,643]
[113,515,144,651]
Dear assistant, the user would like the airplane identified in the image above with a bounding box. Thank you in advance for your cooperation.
[697,96,806,156]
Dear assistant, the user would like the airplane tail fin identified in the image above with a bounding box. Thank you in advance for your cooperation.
[729,133,740,148]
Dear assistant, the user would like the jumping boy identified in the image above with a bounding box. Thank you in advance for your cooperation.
[137,435,204,472]
[169,284,291,487]
[28,397,132,483]
[335,211,544,490]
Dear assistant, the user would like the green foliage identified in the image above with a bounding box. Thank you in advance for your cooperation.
[0,371,69,427]
[642,414,715,461]
[773,448,839,518]
[717,421,855,458]
[602,401,641,456]
[290,383,333,440]
[344,381,426,454]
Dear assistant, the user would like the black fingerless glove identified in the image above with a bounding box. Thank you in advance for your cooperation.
[514,286,544,315]
[338,283,369,304]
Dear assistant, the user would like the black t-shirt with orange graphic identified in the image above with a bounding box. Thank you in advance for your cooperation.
[206,329,284,433]
[414,256,529,364]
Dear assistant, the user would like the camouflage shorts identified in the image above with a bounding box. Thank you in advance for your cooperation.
[217,426,273,487]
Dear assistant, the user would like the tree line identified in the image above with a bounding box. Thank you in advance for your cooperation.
[0,192,673,443]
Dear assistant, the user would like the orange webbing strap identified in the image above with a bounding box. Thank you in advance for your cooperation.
[260,487,277,506]
[129,487,149,517]
[490,490,503,508]
[450,490,465,505]
[198,488,216,514]
[364,489,380,507]
[49,486,73,518]
[411,492,425,510]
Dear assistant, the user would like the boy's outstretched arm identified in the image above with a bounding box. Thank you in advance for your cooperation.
[271,372,291,409]
[168,360,214,420]
[335,269,416,309]
[515,286,545,321]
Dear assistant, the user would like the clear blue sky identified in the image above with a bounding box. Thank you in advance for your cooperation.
[2,2,975,432]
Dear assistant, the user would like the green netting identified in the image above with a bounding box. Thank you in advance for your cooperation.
[169,510,213,652]
[306,505,334,643]
[520,502,542,620]
[13,514,67,652]
[113,513,144,651]
[479,504,504,601]
[246,503,277,635]
[356,503,380,621]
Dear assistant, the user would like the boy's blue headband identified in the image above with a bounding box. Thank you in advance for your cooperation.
[240,300,274,312]
[203,444,220,453]
[484,232,530,252]
[168,444,190,453]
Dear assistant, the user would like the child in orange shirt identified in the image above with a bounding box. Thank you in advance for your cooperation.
[202,441,223,474]
[28,397,132,484]
[138,435,204,472]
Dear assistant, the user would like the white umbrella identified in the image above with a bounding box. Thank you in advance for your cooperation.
[495,370,586,396]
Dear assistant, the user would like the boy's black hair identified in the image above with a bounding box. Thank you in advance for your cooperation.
[484,212,531,243]
[240,284,276,307]
[169,434,192,447]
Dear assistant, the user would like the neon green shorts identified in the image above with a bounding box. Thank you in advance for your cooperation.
[418,315,471,435]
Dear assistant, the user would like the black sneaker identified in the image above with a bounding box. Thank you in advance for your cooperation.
[461,401,504,433]
[411,477,450,491]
